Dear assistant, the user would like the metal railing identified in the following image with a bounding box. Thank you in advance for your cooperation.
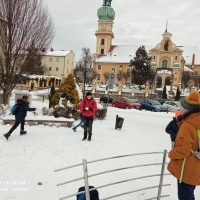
[55,150,171,200]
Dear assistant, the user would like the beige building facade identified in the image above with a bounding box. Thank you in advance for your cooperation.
[93,0,200,90]
[42,50,75,79]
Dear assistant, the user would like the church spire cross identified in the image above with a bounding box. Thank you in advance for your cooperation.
[165,20,168,32]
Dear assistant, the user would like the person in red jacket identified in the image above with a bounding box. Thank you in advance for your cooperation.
[79,92,97,141]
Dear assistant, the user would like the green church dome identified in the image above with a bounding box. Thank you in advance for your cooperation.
[97,0,115,20]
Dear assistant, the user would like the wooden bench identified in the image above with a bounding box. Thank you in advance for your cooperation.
[2,118,74,128]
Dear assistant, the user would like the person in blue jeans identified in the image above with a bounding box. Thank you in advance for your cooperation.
[72,113,84,132]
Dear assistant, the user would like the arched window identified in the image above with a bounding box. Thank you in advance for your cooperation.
[165,77,171,86]
[101,39,105,45]
[162,59,168,68]
[157,76,162,88]
[164,41,169,51]
[101,49,104,54]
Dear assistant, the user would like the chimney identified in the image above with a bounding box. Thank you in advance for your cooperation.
[192,54,195,70]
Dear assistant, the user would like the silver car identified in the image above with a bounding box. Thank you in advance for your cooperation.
[163,101,180,112]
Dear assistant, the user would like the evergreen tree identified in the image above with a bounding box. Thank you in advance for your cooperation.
[162,85,167,99]
[58,73,79,109]
[130,46,153,89]
[175,86,181,101]
[49,81,59,108]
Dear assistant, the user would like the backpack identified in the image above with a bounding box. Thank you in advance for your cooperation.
[77,186,99,200]
[10,104,21,115]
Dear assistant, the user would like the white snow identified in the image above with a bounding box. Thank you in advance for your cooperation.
[44,50,71,57]
[0,91,200,200]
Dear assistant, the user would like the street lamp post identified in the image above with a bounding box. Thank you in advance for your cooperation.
[83,61,87,97]
[170,73,174,95]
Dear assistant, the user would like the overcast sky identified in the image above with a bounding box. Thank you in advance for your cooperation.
[43,0,200,61]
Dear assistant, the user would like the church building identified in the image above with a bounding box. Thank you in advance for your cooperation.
[93,0,200,90]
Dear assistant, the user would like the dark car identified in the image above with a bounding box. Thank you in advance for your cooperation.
[139,99,167,112]
[100,94,115,104]
[155,98,167,105]
[112,97,141,109]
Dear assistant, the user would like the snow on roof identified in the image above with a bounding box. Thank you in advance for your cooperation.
[95,45,154,63]
[95,45,200,65]
[44,50,71,57]
[22,74,61,80]
[184,66,193,72]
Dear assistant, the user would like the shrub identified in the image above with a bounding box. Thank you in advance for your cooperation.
[95,108,107,120]
[47,107,107,120]
[52,106,72,118]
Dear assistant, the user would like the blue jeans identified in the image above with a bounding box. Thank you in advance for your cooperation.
[73,120,84,130]
[177,180,196,200]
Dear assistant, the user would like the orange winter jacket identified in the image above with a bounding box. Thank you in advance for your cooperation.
[167,112,200,186]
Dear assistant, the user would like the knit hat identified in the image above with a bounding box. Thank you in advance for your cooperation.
[22,95,28,99]
[175,109,182,118]
[180,91,200,112]
[86,92,92,96]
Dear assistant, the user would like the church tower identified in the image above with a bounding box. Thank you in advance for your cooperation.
[95,0,115,55]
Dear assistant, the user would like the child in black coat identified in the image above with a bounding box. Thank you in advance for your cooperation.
[165,110,182,148]
[3,95,36,140]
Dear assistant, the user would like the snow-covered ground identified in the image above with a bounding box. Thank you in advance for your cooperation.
[0,91,199,200]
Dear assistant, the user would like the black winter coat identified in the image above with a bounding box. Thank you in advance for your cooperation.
[165,117,179,142]
[15,98,36,122]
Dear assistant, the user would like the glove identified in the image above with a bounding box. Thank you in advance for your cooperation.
[85,107,89,111]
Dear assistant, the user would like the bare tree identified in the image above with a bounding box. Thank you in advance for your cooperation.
[182,71,192,89]
[103,72,110,83]
[122,72,130,84]
[74,48,97,86]
[116,71,123,82]
[0,0,55,104]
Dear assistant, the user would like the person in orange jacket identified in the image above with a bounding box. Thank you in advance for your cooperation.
[79,92,97,141]
[167,91,200,200]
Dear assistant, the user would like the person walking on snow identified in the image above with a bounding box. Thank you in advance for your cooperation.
[72,112,84,132]
[80,92,97,141]
[3,95,36,140]
[167,91,200,200]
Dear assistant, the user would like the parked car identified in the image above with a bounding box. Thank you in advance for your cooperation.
[112,97,141,109]
[163,101,180,112]
[155,98,167,105]
[139,99,167,112]
[100,94,115,104]
[129,96,138,101]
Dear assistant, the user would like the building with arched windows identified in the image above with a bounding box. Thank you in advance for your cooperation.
[93,0,200,91]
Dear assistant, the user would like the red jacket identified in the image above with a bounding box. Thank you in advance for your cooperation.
[79,96,97,117]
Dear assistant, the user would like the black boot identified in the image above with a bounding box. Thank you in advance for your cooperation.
[82,137,87,141]
[20,130,27,135]
[3,133,11,140]
[87,136,91,141]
